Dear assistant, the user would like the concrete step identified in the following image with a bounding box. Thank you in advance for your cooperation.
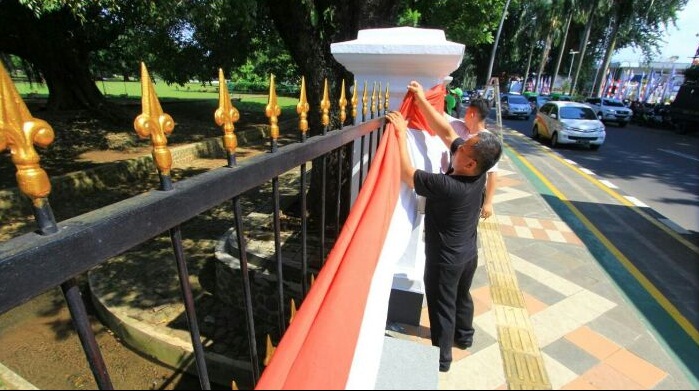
[375,335,439,390]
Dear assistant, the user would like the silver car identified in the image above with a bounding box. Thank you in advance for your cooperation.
[584,97,633,127]
[532,101,606,150]
[500,94,532,120]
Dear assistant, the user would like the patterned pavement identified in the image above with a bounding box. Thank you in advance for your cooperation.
[390,151,695,390]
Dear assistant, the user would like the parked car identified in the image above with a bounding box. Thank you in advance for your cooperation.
[532,101,606,150]
[584,97,633,127]
[527,95,551,114]
[500,94,532,119]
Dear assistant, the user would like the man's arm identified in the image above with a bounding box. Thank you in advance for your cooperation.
[386,111,416,189]
[481,171,498,219]
[408,81,458,149]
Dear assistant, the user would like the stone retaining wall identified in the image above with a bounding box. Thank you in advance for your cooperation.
[0,125,273,221]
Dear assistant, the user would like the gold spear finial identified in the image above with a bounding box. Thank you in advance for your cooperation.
[296,76,309,137]
[0,62,55,206]
[263,334,276,366]
[265,74,281,151]
[351,79,358,121]
[320,78,331,127]
[362,81,368,120]
[338,79,347,125]
[231,380,239,390]
[289,298,297,325]
[310,273,316,287]
[384,83,390,114]
[214,68,239,166]
[134,62,174,177]
[377,82,383,116]
[370,82,377,117]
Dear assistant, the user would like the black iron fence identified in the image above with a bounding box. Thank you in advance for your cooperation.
[0,63,388,389]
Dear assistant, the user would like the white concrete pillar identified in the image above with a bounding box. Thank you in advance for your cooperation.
[332,27,465,114]
[331,27,464,325]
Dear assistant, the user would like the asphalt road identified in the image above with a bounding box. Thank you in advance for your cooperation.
[496,114,699,234]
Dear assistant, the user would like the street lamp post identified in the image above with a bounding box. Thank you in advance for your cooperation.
[566,50,579,95]
[567,50,579,81]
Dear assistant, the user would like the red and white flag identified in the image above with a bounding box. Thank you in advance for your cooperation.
[256,84,446,390]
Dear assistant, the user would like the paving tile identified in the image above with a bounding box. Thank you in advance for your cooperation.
[510,253,582,297]
[540,352,579,389]
[514,270,567,306]
[579,363,644,390]
[604,349,668,388]
[588,314,644,348]
[565,326,620,361]
[561,376,599,390]
[440,344,505,390]
[522,292,548,316]
[543,338,599,375]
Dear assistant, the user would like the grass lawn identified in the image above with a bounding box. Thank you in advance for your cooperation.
[13,80,299,112]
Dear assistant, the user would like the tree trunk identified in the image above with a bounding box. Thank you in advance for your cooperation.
[534,16,556,92]
[550,12,573,93]
[0,1,125,122]
[570,1,599,95]
[266,0,400,239]
[594,19,620,97]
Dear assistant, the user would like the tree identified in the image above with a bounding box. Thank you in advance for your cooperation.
[0,0,260,117]
[592,0,687,97]
[0,1,120,114]
[412,0,507,87]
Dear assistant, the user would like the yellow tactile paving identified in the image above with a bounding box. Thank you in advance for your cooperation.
[479,217,552,390]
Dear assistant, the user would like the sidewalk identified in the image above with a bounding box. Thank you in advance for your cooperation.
[387,141,696,389]
[5,128,693,390]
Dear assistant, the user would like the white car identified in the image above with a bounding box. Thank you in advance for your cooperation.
[532,101,606,150]
[584,97,633,127]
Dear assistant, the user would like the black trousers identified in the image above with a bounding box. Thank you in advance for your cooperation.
[423,254,478,367]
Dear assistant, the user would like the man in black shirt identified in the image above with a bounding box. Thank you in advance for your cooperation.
[385,81,502,373]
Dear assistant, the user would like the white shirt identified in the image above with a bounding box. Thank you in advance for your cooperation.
[444,114,500,173]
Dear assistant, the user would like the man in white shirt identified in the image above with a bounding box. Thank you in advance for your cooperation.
[444,98,499,219]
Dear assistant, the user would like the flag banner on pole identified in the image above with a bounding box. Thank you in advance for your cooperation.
[256,84,446,390]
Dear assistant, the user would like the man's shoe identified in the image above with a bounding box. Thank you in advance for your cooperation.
[439,361,451,372]
[454,338,473,350]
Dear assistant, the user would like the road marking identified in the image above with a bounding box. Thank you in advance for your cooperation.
[659,218,691,234]
[625,196,649,208]
[599,180,618,189]
[563,159,577,165]
[658,149,699,163]
[579,168,596,176]
[519,137,699,255]
[505,144,699,347]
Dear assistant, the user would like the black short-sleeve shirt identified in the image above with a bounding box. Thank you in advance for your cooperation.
[413,138,485,265]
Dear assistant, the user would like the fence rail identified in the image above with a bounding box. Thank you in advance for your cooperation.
[0,60,388,389]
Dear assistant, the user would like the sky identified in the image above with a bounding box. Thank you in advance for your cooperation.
[612,0,699,63]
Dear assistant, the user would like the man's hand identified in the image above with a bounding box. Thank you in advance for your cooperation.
[481,202,493,219]
[407,81,426,103]
[386,111,408,140]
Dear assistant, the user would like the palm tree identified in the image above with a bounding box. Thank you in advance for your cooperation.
[550,0,579,92]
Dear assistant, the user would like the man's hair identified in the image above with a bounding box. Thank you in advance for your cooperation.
[472,131,502,175]
[469,98,490,121]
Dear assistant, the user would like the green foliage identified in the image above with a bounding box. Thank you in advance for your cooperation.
[397,8,421,27]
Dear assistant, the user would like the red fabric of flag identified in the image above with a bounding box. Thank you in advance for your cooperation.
[256,83,444,390]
